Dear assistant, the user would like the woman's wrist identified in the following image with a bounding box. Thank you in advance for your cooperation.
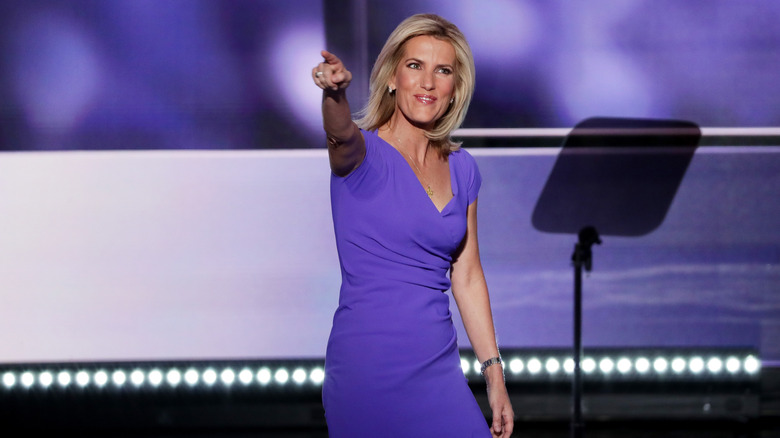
[481,356,505,384]
[480,356,502,375]
[484,365,505,386]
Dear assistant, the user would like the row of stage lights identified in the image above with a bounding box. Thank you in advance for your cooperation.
[461,354,760,379]
[1,352,760,392]
[2,366,325,391]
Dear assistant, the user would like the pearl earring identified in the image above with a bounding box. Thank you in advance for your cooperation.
[388,86,395,94]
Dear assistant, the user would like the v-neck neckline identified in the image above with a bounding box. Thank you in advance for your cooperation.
[377,133,456,215]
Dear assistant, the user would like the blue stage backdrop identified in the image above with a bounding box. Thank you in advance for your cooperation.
[0,1,778,365]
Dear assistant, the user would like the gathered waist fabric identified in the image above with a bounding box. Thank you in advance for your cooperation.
[327,281,456,372]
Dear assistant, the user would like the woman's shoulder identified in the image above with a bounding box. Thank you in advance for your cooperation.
[449,146,479,171]
[359,128,396,156]
[361,128,391,141]
[360,128,377,140]
[449,146,481,201]
[333,129,391,180]
[358,128,380,151]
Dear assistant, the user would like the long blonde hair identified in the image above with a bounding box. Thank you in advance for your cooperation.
[355,14,476,156]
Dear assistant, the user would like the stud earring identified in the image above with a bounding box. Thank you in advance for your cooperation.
[388,86,395,94]
[450,98,455,104]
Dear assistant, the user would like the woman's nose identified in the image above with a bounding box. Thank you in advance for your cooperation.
[420,71,435,90]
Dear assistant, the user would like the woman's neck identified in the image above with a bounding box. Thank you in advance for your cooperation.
[381,116,430,161]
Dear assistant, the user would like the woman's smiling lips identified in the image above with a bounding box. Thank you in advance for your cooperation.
[415,94,437,104]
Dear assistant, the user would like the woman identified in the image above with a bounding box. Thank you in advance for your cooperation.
[312,14,514,437]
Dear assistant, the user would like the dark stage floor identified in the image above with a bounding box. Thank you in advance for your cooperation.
[2,368,778,437]
[6,421,778,438]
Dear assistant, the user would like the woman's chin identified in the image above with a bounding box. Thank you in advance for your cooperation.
[400,111,443,131]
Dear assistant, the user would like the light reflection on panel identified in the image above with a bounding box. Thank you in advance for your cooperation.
[0,151,340,361]
[0,147,778,363]
[466,146,780,363]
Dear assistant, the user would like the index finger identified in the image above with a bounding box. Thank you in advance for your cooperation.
[321,50,342,66]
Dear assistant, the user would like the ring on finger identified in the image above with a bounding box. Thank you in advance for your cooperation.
[315,71,323,78]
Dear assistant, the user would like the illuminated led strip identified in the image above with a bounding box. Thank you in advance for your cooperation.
[0,364,326,391]
[458,352,761,381]
[0,351,760,392]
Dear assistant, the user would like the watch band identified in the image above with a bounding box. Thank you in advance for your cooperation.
[480,356,502,375]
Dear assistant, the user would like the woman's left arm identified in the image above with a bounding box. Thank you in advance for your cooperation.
[450,198,514,437]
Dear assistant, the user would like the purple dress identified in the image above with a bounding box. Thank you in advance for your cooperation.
[323,130,490,437]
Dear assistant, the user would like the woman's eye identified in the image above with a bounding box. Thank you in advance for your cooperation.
[408,62,420,69]
[437,67,453,75]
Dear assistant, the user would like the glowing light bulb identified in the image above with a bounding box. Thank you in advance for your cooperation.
[707,358,723,374]
[460,359,470,375]
[148,369,163,387]
[564,358,575,374]
[238,368,254,385]
[3,372,16,388]
[39,371,54,387]
[310,368,325,384]
[599,358,614,374]
[725,357,741,374]
[671,358,686,374]
[184,369,199,386]
[130,370,145,386]
[274,368,289,384]
[75,371,90,387]
[527,358,542,374]
[220,368,236,385]
[582,358,596,374]
[112,370,127,386]
[57,371,72,387]
[653,358,668,374]
[546,358,561,374]
[257,368,272,385]
[21,372,35,388]
[635,358,650,374]
[94,370,109,387]
[202,369,218,386]
[617,358,632,374]
[744,356,760,374]
[166,369,182,386]
[689,357,704,374]
[292,368,307,384]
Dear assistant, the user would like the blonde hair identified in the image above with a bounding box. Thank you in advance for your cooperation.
[355,14,476,156]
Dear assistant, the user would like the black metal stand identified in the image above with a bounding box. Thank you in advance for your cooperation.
[531,117,700,438]
[571,226,601,438]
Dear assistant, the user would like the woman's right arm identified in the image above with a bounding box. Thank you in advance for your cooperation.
[313,50,365,176]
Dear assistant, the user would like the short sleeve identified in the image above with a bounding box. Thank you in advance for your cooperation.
[333,129,377,181]
[458,148,482,205]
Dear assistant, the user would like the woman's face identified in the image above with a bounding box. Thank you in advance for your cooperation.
[389,35,456,130]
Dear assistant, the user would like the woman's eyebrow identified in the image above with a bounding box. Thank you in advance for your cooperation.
[404,57,453,68]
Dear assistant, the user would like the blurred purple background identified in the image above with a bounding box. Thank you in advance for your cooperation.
[0,1,778,364]
[0,0,326,150]
[1,0,779,151]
